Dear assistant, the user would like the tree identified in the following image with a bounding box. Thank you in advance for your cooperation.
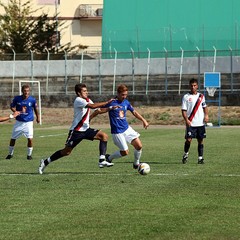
[0,0,87,54]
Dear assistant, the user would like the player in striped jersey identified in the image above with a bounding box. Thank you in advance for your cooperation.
[38,83,116,174]
[181,78,209,164]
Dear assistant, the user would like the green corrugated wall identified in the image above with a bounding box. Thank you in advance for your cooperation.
[102,0,240,57]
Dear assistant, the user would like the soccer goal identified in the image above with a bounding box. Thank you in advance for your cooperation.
[19,80,42,125]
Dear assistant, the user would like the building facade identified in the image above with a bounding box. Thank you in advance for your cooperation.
[0,0,103,51]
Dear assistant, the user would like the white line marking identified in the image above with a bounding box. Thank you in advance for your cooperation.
[1,173,240,177]
[38,133,67,138]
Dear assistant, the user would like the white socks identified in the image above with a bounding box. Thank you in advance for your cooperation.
[134,149,142,165]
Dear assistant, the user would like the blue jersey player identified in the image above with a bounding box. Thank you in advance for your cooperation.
[6,84,40,160]
[91,84,149,169]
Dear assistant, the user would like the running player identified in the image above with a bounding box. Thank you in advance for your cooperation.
[6,84,40,160]
[90,84,149,169]
[181,78,209,164]
[38,83,115,174]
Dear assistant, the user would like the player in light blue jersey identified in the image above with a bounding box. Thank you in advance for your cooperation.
[91,84,149,169]
[6,84,40,160]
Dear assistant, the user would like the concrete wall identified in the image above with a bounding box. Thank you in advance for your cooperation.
[1,56,240,77]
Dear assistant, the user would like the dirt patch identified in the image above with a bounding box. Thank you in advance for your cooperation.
[2,106,239,126]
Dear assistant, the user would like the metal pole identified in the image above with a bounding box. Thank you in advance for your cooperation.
[45,48,50,95]
[229,46,233,92]
[11,49,16,96]
[196,46,201,90]
[178,47,184,95]
[80,51,84,83]
[113,48,117,95]
[213,46,217,72]
[98,51,102,95]
[30,50,34,81]
[164,47,168,95]
[146,48,150,95]
[64,50,67,94]
[131,48,135,94]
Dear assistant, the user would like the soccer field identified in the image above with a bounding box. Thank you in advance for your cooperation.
[0,125,240,240]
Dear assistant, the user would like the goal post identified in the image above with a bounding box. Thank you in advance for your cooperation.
[19,80,42,125]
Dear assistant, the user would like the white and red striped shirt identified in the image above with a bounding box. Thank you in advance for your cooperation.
[182,92,207,127]
[70,97,93,131]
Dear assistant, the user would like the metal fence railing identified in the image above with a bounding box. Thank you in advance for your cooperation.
[0,48,240,96]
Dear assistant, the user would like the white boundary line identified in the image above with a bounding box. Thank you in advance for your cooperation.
[1,173,240,177]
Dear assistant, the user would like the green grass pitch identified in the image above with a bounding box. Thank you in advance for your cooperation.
[0,124,240,240]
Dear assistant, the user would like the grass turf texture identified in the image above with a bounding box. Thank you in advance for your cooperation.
[0,124,240,240]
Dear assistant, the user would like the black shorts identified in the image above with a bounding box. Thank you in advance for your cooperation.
[65,128,99,149]
[185,125,206,139]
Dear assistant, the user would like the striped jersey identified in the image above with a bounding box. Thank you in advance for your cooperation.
[70,97,93,131]
[181,92,207,127]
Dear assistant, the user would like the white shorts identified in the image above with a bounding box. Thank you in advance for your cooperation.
[11,120,34,139]
[112,126,140,151]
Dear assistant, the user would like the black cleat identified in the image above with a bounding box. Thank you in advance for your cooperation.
[105,154,112,163]
[198,158,204,164]
[6,155,13,160]
[182,154,188,164]
[133,163,139,169]
[27,155,33,160]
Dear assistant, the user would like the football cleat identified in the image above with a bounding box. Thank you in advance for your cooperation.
[105,154,112,163]
[133,163,139,169]
[6,155,13,160]
[198,158,205,164]
[27,155,33,160]
[98,160,114,168]
[182,153,188,164]
[38,159,46,174]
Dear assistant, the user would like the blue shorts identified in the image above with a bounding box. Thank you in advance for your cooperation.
[65,128,99,149]
[185,126,206,139]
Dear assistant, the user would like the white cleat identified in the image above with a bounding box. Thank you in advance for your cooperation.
[98,160,114,168]
[38,159,46,174]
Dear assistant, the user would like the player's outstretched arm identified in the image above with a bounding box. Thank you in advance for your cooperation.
[86,98,115,109]
[0,111,20,122]
[132,110,149,129]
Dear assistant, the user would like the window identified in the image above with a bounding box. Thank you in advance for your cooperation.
[37,0,60,5]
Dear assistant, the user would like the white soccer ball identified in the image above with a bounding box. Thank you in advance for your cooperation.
[138,163,150,175]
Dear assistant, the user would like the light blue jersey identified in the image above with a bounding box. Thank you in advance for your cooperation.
[10,95,37,122]
[105,99,134,134]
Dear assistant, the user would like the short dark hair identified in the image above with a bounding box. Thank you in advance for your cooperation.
[117,84,128,93]
[75,83,87,95]
[189,78,198,85]
[21,84,30,92]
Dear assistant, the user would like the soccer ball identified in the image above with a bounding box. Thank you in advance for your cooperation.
[138,163,150,175]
